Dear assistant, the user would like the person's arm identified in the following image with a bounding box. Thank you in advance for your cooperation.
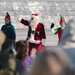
[11,26,16,41]
[50,23,58,34]
[40,24,46,45]
[18,17,29,26]
[52,28,58,34]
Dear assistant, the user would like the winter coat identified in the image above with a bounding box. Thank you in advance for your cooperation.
[1,23,16,41]
[22,56,35,71]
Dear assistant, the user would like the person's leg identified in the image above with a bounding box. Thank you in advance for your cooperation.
[29,42,34,55]
[37,42,46,53]
[29,42,39,55]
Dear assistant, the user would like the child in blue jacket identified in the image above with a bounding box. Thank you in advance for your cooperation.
[1,12,16,44]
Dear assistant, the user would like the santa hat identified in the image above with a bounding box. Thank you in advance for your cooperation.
[31,14,39,18]
[5,12,11,20]
[60,15,65,24]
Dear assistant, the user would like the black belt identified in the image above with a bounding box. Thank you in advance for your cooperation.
[29,30,40,36]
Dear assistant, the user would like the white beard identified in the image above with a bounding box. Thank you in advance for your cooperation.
[29,17,39,29]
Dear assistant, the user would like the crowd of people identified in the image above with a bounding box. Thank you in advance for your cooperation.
[0,12,75,75]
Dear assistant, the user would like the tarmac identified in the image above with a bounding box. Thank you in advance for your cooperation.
[16,28,58,46]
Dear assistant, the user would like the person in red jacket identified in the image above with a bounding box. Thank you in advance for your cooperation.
[50,15,66,43]
[18,14,46,55]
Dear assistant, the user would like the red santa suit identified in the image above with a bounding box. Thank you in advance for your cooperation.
[18,14,46,54]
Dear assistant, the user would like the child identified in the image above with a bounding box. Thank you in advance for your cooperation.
[16,40,37,71]
[1,12,16,45]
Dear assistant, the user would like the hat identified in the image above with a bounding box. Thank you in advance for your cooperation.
[60,15,65,23]
[5,12,11,20]
[32,14,38,16]
[31,14,39,18]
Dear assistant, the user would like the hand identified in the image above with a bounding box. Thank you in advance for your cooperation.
[17,17,22,22]
[50,23,55,29]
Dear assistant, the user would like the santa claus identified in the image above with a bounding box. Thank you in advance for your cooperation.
[18,14,46,54]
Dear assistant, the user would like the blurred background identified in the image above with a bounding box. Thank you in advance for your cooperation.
[0,0,75,46]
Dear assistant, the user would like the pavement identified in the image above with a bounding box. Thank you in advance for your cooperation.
[16,28,58,46]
